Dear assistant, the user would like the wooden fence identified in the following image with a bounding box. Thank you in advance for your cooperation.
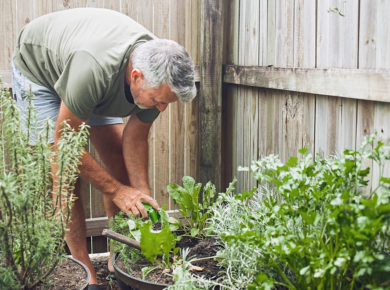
[1,0,390,252]
[223,0,390,193]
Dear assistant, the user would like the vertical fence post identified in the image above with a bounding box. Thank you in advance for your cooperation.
[199,0,224,190]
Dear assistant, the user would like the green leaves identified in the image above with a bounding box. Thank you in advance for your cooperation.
[209,134,390,289]
[139,221,176,265]
[167,176,217,237]
[0,89,88,289]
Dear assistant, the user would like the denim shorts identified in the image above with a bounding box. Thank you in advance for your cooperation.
[11,64,123,144]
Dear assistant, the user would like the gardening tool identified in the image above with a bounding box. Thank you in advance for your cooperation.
[142,202,161,223]
[102,229,141,250]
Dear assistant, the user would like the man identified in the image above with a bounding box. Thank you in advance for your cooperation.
[12,8,196,288]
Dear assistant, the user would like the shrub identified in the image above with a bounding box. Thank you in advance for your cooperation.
[0,87,88,289]
[209,136,390,289]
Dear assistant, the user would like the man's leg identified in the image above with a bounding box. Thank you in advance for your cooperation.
[65,179,100,284]
[89,123,130,272]
[65,123,128,284]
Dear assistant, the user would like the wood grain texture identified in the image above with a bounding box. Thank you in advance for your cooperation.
[184,0,200,182]
[358,0,390,191]
[152,0,171,208]
[199,0,224,190]
[224,65,390,103]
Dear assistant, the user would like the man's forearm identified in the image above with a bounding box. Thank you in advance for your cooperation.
[122,116,152,195]
[123,138,150,192]
[78,150,121,195]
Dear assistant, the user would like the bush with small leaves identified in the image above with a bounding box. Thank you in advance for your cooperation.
[0,86,88,289]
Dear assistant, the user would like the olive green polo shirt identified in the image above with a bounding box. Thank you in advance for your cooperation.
[13,8,160,123]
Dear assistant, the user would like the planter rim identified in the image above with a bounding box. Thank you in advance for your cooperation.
[113,252,170,290]
[67,256,91,290]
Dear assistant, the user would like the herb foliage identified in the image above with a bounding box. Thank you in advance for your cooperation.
[0,87,88,289]
[209,136,390,289]
[167,176,216,237]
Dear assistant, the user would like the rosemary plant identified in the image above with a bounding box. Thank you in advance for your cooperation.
[0,86,88,289]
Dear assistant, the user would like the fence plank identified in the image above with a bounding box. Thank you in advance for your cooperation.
[292,0,316,157]
[223,0,240,189]
[243,0,259,190]
[235,0,246,192]
[199,0,224,190]
[169,0,186,209]
[184,0,200,182]
[358,0,390,191]
[152,0,171,208]
[223,66,390,103]
[0,0,15,79]
[294,0,316,68]
[275,0,294,67]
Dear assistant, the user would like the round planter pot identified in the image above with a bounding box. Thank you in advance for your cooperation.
[68,256,91,290]
[113,253,170,290]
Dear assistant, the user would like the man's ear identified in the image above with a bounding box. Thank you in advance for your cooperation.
[131,69,143,82]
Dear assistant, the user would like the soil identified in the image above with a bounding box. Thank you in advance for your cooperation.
[33,236,221,289]
[91,255,122,290]
[34,255,122,290]
[116,236,221,287]
[34,258,88,290]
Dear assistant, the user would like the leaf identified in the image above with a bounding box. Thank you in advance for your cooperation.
[299,210,317,225]
[286,156,298,168]
[190,228,199,237]
[167,183,193,214]
[182,176,195,192]
[139,221,176,264]
[141,266,157,280]
[187,263,204,271]
[380,177,390,184]
[299,147,308,155]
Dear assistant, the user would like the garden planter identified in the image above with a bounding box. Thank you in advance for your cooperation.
[112,236,220,290]
[67,256,91,290]
[34,256,91,290]
[113,253,169,290]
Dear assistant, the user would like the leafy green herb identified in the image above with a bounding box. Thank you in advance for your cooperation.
[167,176,217,237]
[209,134,390,289]
[0,87,88,289]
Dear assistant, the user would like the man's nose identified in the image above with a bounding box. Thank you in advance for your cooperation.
[155,103,169,112]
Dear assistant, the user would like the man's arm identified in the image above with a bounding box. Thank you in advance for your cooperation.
[54,101,158,217]
[122,114,154,199]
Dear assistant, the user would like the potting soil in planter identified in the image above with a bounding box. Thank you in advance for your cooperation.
[116,237,221,286]
[34,257,89,290]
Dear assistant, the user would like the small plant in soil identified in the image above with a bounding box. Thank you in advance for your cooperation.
[109,178,226,286]
[0,87,88,289]
[167,176,217,238]
[110,208,179,278]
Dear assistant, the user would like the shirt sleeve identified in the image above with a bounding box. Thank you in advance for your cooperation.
[54,51,106,120]
[136,108,160,124]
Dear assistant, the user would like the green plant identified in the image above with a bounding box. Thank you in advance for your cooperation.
[111,208,179,270]
[0,87,88,289]
[209,136,390,289]
[167,176,217,237]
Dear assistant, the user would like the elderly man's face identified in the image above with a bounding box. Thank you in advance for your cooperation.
[128,69,178,112]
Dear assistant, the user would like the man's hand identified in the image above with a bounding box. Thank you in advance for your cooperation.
[111,185,159,218]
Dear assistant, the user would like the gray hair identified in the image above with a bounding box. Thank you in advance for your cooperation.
[131,39,196,102]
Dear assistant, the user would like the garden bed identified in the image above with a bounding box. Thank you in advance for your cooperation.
[109,137,390,289]
[34,257,89,290]
[115,236,220,286]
